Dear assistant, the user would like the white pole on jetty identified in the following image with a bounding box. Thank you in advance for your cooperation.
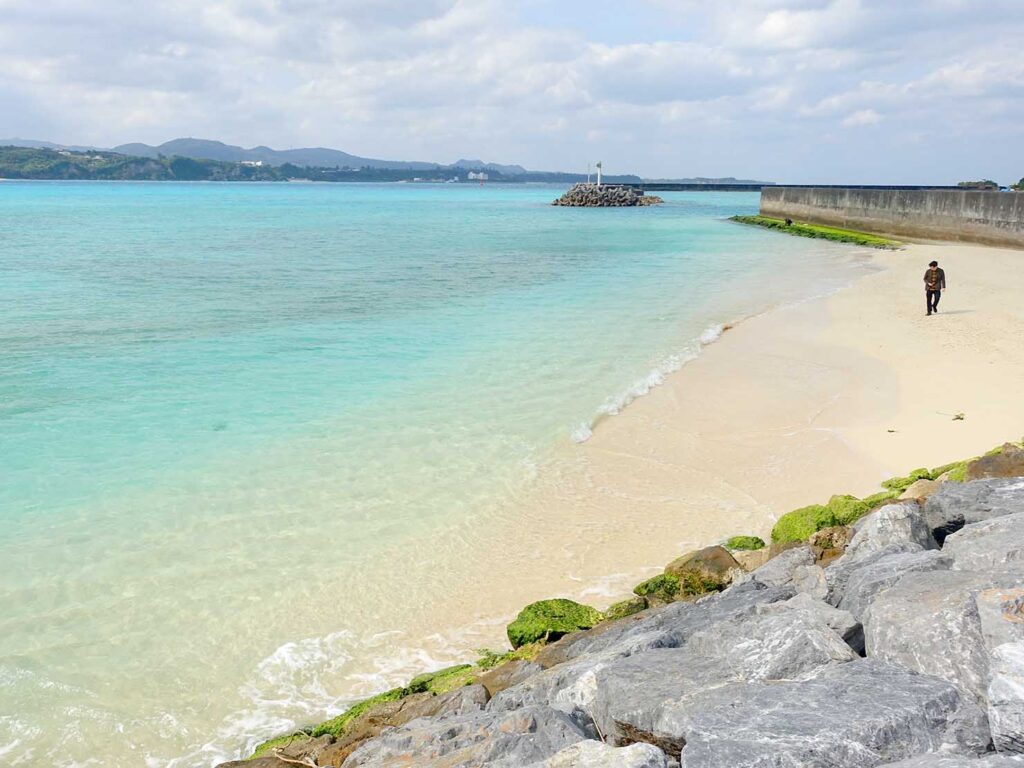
[596,161,603,186]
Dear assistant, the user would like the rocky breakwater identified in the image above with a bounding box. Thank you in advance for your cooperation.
[219,442,1024,768]
[553,183,663,207]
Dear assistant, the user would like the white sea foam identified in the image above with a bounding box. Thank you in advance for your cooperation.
[160,621,500,767]
[571,323,727,444]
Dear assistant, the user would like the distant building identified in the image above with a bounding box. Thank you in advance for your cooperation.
[240,160,264,167]
[467,171,488,181]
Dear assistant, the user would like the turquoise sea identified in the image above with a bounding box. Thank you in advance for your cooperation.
[0,182,868,766]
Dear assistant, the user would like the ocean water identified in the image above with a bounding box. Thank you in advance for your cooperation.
[0,181,869,766]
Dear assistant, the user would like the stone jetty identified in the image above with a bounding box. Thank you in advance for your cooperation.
[219,444,1024,767]
[553,183,663,207]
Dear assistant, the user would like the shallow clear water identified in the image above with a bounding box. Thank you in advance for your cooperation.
[0,182,867,766]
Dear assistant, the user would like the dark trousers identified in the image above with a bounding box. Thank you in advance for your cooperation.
[927,289,941,313]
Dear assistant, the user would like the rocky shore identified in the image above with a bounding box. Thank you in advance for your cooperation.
[220,443,1024,767]
[553,183,663,207]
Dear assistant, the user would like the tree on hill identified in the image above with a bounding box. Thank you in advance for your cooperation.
[1011,178,1024,191]
[957,179,999,190]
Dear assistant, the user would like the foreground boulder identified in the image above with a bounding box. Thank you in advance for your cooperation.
[864,570,1023,703]
[989,641,1024,754]
[943,512,1024,571]
[519,582,793,670]
[539,740,668,767]
[880,755,1024,766]
[843,501,937,562]
[924,478,1024,544]
[341,706,587,767]
[490,584,794,714]
[838,549,952,622]
[660,660,988,766]
[586,600,860,747]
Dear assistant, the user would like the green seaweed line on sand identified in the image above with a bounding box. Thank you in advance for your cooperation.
[730,215,902,249]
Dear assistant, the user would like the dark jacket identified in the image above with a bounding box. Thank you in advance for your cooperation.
[924,267,946,291]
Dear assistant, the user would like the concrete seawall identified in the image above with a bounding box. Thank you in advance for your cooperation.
[761,187,1024,248]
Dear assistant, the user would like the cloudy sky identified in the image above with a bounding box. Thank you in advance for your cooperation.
[2,0,1022,182]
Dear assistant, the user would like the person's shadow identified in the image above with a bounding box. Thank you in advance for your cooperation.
[937,309,973,315]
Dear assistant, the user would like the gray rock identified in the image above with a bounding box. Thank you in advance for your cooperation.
[742,546,814,587]
[340,705,586,768]
[395,683,489,723]
[977,588,1024,649]
[879,755,1024,766]
[757,591,863,652]
[535,740,669,768]
[864,569,1024,703]
[529,582,794,668]
[792,564,828,600]
[925,479,1024,544]
[989,642,1024,754]
[843,502,937,562]
[490,585,798,719]
[839,549,953,622]
[825,541,926,606]
[588,602,859,745]
[477,661,543,697]
[944,512,1024,572]
[667,660,988,767]
[899,478,940,500]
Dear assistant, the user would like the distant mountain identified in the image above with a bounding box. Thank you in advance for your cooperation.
[0,137,768,184]
[0,137,102,152]
[0,137,528,173]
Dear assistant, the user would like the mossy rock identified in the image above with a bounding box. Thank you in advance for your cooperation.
[826,494,874,526]
[930,460,963,478]
[725,535,766,551]
[506,598,602,649]
[633,572,680,602]
[604,596,648,620]
[883,467,934,492]
[403,664,475,696]
[251,731,313,759]
[771,504,836,543]
[676,569,726,599]
[310,688,405,738]
[945,460,972,482]
[862,490,899,508]
[475,643,542,671]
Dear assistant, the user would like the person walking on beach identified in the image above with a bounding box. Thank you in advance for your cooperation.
[924,260,946,315]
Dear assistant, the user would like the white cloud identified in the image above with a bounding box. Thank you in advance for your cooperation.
[0,0,1022,182]
[842,108,881,127]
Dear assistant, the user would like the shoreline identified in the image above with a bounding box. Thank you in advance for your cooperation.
[221,235,1024,763]
[220,237,1024,760]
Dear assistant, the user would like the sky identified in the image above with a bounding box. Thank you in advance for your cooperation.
[2,0,1023,183]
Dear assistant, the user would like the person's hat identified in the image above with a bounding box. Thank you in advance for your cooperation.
[929,260,938,266]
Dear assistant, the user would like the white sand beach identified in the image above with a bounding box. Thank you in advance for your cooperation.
[406,239,1024,643]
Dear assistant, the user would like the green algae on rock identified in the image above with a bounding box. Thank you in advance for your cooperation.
[771,504,835,543]
[604,596,649,620]
[730,215,902,249]
[725,535,766,551]
[310,688,405,738]
[506,598,603,648]
[404,664,475,695]
[633,573,680,603]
